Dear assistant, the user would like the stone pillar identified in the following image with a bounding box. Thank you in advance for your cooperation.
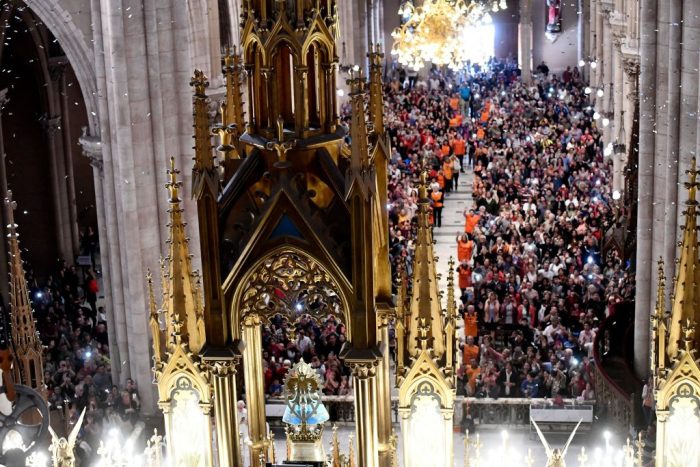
[241,315,268,463]
[678,0,700,226]
[589,0,598,86]
[612,34,624,191]
[518,0,533,83]
[347,359,380,467]
[208,358,243,467]
[634,0,657,378]
[601,13,613,144]
[52,58,81,254]
[577,0,585,68]
[596,0,604,79]
[78,132,123,386]
[663,0,682,290]
[41,115,72,261]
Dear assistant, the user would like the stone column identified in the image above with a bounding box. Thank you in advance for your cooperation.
[347,359,380,467]
[596,0,604,79]
[41,115,72,260]
[52,58,81,253]
[612,34,624,191]
[577,0,585,68]
[601,13,613,144]
[589,0,598,86]
[518,0,533,84]
[634,0,657,378]
[241,315,268,463]
[678,0,700,226]
[78,132,123,386]
[663,0,682,289]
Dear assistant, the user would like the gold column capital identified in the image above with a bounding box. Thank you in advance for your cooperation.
[346,359,379,380]
[242,313,262,327]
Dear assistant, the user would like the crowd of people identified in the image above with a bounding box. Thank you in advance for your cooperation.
[260,314,352,396]
[27,250,142,453]
[384,58,636,400]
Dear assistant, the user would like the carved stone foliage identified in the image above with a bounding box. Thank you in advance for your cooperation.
[240,250,345,325]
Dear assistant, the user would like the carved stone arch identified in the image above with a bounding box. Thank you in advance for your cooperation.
[24,0,99,136]
[231,246,352,340]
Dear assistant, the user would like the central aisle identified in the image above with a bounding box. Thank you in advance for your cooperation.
[434,163,473,298]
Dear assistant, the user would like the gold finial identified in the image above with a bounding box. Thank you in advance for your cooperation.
[635,432,645,466]
[190,69,209,97]
[347,434,356,467]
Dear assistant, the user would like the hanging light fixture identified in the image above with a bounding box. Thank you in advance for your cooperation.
[391,0,507,70]
[613,110,627,156]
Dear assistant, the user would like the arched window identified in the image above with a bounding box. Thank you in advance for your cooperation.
[307,43,320,128]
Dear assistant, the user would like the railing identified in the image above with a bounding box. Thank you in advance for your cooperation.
[266,396,595,428]
[592,301,639,432]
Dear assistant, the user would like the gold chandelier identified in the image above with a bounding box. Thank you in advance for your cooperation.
[391,0,507,70]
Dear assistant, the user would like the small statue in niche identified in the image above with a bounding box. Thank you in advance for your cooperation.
[546,0,562,33]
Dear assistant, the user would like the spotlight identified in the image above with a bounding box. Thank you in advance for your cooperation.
[593,112,601,120]
[596,88,604,98]
[295,303,303,312]
[602,117,610,127]
[612,190,621,200]
[578,59,586,67]
[590,61,597,69]
[35,291,43,299]
[584,87,592,95]
[336,89,345,97]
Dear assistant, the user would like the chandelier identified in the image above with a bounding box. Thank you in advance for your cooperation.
[391,0,507,70]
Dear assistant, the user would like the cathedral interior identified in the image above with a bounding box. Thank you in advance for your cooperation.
[0,0,696,466]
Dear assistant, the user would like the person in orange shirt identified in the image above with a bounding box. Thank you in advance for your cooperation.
[463,304,478,338]
[465,359,481,396]
[457,261,472,296]
[449,96,459,111]
[476,127,485,140]
[442,158,453,193]
[436,172,445,191]
[451,135,466,170]
[456,234,474,263]
[430,187,444,227]
[462,336,480,366]
[463,208,480,234]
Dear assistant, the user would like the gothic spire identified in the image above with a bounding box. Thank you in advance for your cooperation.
[367,44,385,135]
[5,192,44,388]
[407,172,445,358]
[347,69,371,193]
[667,158,700,357]
[161,157,206,353]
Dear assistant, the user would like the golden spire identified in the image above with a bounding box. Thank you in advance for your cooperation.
[162,157,206,352]
[5,191,44,389]
[213,49,246,162]
[347,68,370,180]
[444,256,456,375]
[367,43,385,135]
[407,172,445,358]
[190,69,210,166]
[652,259,666,374]
[667,157,700,357]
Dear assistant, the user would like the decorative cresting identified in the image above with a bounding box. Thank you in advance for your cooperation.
[5,192,44,390]
[239,249,345,326]
[396,172,457,467]
[240,0,340,139]
[149,158,214,467]
[283,361,330,462]
[651,158,700,467]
